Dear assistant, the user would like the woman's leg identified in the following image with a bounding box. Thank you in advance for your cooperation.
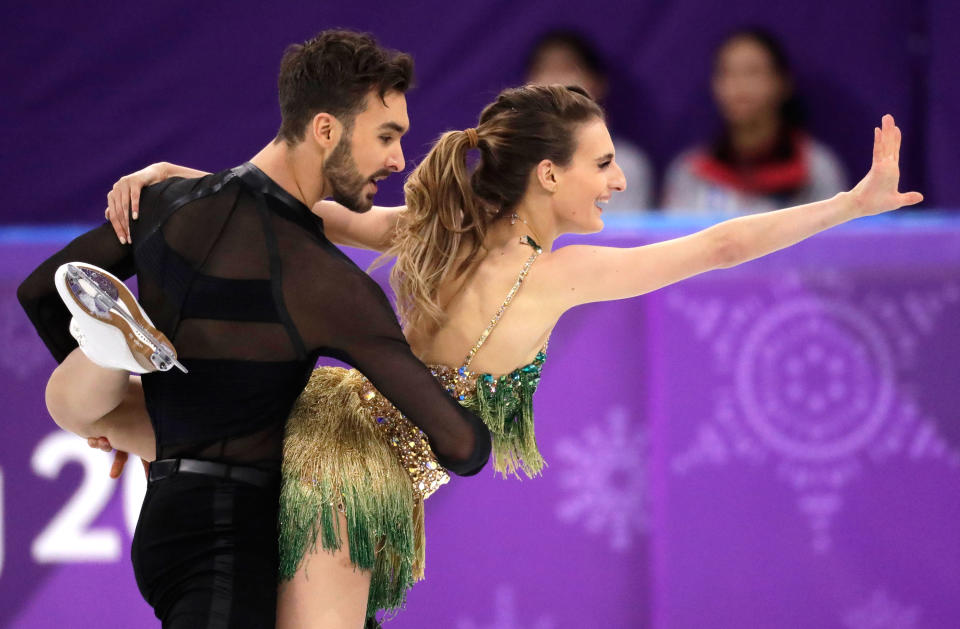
[276,510,372,629]
[46,348,155,459]
[45,348,129,430]
[88,375,155,460]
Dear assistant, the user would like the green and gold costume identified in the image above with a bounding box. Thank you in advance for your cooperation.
[278,236,546,616]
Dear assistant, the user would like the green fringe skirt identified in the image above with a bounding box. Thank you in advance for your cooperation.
[278,367,425,617]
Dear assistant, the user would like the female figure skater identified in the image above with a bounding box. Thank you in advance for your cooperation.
[79,85,918,626]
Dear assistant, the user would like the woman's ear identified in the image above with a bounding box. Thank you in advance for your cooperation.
[535,159,558,193]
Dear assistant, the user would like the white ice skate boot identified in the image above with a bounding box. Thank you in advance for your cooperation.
[55,262,187,374]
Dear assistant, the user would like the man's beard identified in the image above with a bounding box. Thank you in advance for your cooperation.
[323,135,379,213]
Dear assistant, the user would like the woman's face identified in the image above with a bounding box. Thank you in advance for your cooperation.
[711,37,787,127]
[549,118,626,234]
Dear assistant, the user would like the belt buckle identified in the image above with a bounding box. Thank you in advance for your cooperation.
[149,458,180,482]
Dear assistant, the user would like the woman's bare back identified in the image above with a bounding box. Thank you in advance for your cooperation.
[405,221,556,376]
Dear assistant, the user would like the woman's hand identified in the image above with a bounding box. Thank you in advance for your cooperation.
[87,436,147,479]
[848,114,923,217]
[105,162,170,244]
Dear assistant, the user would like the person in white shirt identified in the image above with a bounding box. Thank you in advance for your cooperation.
[663,27,846,215]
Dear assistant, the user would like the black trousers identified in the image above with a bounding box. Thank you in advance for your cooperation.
[132,471,280,628]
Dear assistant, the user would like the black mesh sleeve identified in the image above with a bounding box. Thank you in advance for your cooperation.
[17,223,135,363]
[286,247,491,476]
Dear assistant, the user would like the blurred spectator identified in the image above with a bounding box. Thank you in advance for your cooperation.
[662,28,846,215]
[526,30,654,212]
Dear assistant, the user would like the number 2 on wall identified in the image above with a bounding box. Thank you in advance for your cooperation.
[30,431,146,563]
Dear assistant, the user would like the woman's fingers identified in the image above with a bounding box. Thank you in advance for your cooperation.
[85,435,132,479]
[873,115,903,167]
[881,114,896,160]
[873,127,882,164]
[107,164,160,229]
[867,115,921,212]
[106,175,145,243]
[108,206,126,244]
[119,183,130,242]
[106,188,125,244]
[131,185,141,220]
[86,436,112,452]
[893,125,901,164]
[118,179,132,242]
[900,191,924,207]
[120,182,132,243]
[109,450,129,479]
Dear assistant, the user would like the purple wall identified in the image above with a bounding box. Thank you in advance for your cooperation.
[2,2,960,627]
[2,0,956,226]
[2,218,959,628]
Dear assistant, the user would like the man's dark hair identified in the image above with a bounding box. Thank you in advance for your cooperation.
[276,30,414,145]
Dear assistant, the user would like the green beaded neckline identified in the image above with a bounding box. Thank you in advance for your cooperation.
[475,348,547,392]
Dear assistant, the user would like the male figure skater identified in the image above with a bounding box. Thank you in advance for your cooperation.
[18,30,490,628]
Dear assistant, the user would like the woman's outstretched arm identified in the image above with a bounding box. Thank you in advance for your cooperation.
[544,115,921,311]
[106,163,404,251]
[310,201,404,252]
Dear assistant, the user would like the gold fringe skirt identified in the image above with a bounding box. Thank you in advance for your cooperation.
[278,367,429,617]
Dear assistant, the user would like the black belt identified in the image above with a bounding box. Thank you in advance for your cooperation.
[148,458,278,488]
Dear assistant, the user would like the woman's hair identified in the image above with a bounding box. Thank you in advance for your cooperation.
[711,27,806,164]
[382,84,603,331]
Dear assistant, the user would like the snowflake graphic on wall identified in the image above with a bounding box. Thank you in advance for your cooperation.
[669,271,960,552]
[842,590,921,629]
[553,406,649,551]
[455,585,555,629]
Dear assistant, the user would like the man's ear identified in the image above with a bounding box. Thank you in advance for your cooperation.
[535,159,559,193]
[310,112,341,150]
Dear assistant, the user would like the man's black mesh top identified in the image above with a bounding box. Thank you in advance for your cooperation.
[18,163,491,475]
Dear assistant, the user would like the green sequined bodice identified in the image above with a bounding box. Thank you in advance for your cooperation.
[426,231,548,479]
[428,348,547,479]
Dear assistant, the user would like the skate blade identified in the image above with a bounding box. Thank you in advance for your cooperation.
[65,264,188,374]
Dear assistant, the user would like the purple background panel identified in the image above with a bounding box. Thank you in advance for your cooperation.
[2,0,957,227]
[646,225,960,629]
[3,2,960,625]
[2,217,959,628]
